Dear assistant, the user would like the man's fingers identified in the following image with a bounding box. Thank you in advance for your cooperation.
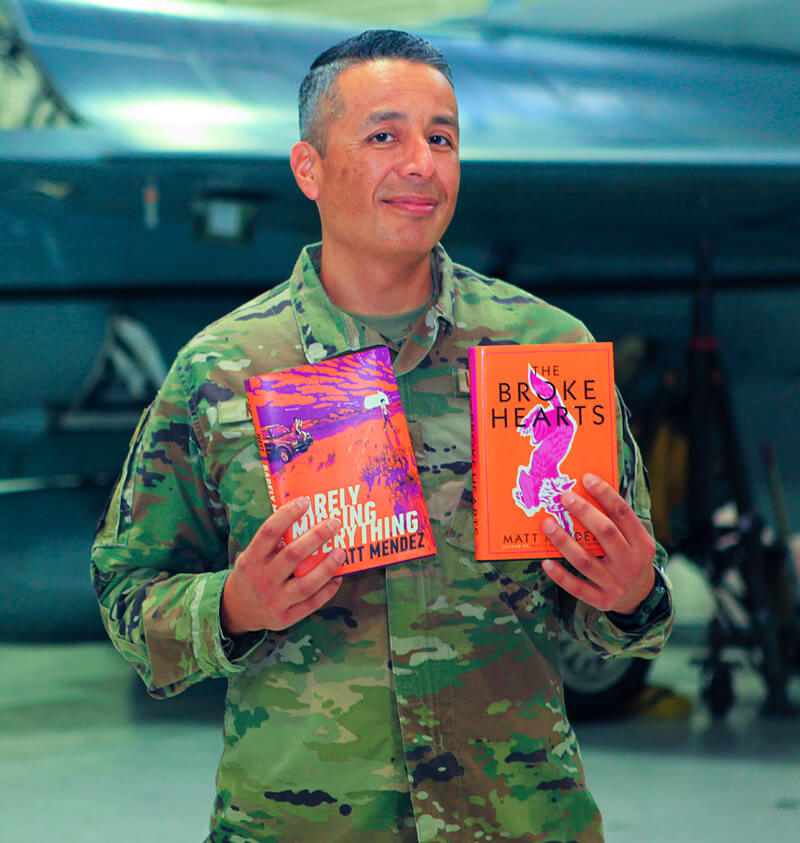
[264,565,344,631]
[275,517,342,579]
[248,498,342,582]
[285,548,345,605]
[559,487,628,562]
[579,474,656,560]
[281,576,344,630]
[542,517,618,591]
[542,474,659,614]
[541,558,613,611]
[249,497,311,557]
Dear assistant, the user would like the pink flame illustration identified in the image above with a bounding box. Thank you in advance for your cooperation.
[513,366,578,532]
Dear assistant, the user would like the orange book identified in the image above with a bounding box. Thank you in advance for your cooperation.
[469,342,618,561]
[244,346,435,576]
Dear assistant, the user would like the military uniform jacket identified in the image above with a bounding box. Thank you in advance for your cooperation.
[92,244,673,842]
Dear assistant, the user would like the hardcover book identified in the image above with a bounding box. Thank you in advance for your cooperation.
[244,346,435,576]
[469,342,618,561]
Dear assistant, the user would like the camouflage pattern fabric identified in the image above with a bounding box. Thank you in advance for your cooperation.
[92,244,673,842]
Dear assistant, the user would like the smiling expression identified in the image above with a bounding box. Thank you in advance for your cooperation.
[306,59,460,264]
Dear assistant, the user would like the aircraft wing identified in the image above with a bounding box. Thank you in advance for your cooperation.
[2,0,800,288]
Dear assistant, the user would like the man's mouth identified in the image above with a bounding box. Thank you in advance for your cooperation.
[382,195,439,215]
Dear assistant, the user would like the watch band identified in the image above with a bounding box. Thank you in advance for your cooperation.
[607,567,669,630]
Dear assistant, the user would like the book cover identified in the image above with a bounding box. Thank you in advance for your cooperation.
[244,346,435,576]
[469,342,618,561]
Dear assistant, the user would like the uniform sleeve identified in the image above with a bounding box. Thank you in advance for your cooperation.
[555,389,674,659]
[90,363,266,698]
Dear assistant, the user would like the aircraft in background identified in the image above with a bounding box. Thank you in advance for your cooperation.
[2,0,800,292]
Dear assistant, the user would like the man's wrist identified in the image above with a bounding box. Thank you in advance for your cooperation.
[607,568,669,630]
[220,569,253,639]
[219,572,269,660]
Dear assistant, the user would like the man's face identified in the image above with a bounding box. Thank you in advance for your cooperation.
[309,59,460,264]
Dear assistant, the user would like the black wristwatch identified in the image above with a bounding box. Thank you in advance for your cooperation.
[607,568,670,630]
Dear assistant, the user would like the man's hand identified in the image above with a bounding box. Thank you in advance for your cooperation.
[220,497,344,637]
[541,473,656,616]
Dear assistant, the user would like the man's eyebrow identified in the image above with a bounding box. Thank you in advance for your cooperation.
[362,110,459,130]
[432,114,459,131]
[364,110,405,125]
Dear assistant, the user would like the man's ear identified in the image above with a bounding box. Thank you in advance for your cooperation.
[290,141,321,201]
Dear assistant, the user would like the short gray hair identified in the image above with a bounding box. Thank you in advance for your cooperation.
[298,29,454,155]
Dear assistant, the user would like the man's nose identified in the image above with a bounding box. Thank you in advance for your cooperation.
[399,135,435,179]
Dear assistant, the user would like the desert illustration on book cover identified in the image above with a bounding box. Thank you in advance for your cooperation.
[469,342,618,561]
[244,346,435,576]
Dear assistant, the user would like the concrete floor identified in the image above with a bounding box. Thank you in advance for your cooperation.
[580,641,800,843]
[0,635,798,843]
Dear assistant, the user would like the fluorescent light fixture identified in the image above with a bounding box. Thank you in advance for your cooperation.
[110,98,257,127]
[91,96,289,151]
[49,0,234,21]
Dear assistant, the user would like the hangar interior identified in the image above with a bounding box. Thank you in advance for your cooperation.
[1,1,799,841]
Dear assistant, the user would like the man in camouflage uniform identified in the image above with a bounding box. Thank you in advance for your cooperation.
[92,30,673,843]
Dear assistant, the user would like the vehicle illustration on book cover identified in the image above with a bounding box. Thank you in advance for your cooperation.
[245,346,435,575]
[262,422,313,464]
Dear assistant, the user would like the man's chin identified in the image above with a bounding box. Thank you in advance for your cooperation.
[382,222,450,256]
[382,234,442,259]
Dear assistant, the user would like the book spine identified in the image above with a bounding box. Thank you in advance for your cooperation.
[244,378,280,513]
[261,459,279,512]
[468,347,483,557]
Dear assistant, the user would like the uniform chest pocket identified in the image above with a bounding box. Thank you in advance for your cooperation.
[206,400,269,516]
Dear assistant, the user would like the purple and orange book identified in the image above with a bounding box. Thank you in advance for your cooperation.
[469,343,618,561]
[244,346,435,576]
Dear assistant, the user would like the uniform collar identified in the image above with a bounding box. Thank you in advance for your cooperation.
[290,243,457,375]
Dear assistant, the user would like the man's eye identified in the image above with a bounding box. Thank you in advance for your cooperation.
[370,132,394,143]
[429,134,453,147]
